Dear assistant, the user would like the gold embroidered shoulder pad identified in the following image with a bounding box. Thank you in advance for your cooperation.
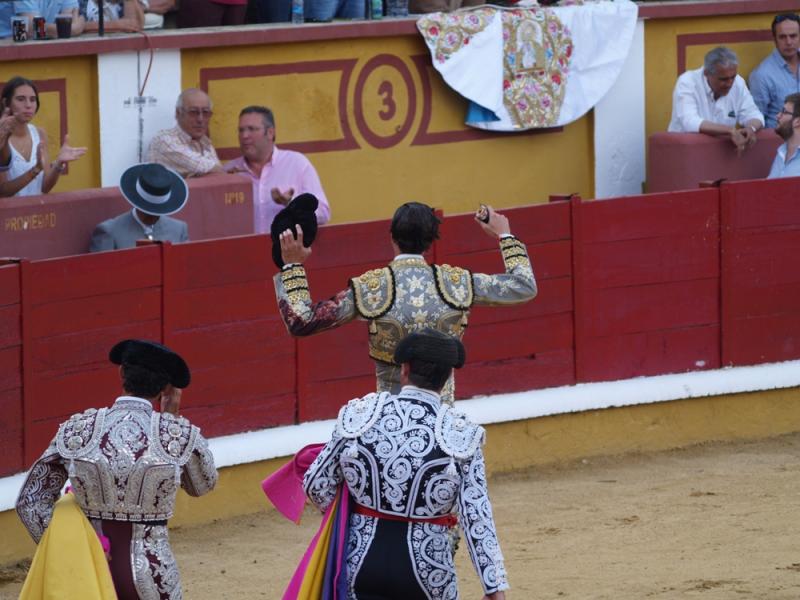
[433,264,474,310]
[152,413,200,465]
[56,408,105,458]
[349,267,395,319]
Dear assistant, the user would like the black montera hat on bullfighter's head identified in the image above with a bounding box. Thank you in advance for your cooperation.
[109,339,191,388]
[270,193,319,268]
[394,329,466,369]
[119,163,188,216]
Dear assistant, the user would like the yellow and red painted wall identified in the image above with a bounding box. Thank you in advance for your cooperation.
[0,1,794,210]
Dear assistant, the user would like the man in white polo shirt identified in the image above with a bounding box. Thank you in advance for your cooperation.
[668,46,764,153]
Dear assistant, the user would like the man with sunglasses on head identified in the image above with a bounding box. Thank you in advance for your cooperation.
[750,13,800,129]
[147,88,223,178]
[668,46,764,154]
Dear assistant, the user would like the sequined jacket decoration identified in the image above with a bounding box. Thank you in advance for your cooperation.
[274,235,536,400]
[16,396,218,543]
[303,386,509,597]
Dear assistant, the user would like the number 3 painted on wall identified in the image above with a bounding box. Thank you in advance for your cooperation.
[377,80,396,121]
[354,54,416,149]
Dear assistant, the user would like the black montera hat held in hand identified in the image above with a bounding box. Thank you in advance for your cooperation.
[394,329,466,368]
[109,339,191,388]
[270,193,319,268]
[119,163,188,216]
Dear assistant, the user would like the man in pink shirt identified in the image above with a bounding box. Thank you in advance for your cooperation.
[226,106,331,234]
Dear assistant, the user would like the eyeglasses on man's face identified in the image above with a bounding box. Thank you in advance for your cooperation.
[182,108,213,119]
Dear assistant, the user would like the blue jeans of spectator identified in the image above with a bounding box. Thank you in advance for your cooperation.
[306,0,364,21]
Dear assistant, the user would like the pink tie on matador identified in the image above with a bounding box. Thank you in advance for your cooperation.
[262,443,324,523]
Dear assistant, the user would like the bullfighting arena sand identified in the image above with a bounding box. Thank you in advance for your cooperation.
[2,432,800,599]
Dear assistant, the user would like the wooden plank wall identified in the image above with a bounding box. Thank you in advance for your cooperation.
[439,203,576,396]
[3,180,800,476]
[0,263,23,476]
[162,235,295,437]
[721,178,800,366]
[295,218,396,422]
[22,248,163,464]
[574,189,722,382]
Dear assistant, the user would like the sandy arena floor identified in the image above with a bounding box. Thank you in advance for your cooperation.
[2,432,800,599]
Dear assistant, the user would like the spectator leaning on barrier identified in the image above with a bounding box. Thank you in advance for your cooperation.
[225,105,330,234]
[749,13,800,129]
[17,0,86,37]
[89,162,189,252]
[0,77,87,198]
[147,88,223,178]
[668,46,764,154]
[767,92,800,179]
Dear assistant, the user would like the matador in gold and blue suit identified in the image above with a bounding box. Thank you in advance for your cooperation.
[273,201,537,405]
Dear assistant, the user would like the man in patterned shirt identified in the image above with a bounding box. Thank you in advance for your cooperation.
[274,201,537,405]
[303,328,508,599]
[16,339,218,600]
[147,88,223,178]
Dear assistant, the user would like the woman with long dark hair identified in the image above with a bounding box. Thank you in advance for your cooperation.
[0,76,86,197]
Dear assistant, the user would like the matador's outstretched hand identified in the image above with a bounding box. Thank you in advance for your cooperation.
[475,204,511,239]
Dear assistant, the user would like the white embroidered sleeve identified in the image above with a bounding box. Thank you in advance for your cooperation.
[302,432,346,512]
[459,447,510,594]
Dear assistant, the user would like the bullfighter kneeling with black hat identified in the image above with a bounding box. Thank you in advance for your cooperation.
[16,339,217,600]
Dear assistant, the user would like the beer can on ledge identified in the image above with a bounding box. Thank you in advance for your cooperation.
[33,16,46,40]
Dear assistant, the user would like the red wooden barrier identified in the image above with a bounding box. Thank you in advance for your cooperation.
[0,262,23,476]
[573,190,721,382]
[162,235,295,436]
[22,247,163,463]
[0,174,253,261]
[2,185,800,477]
[295,219,396,422]
[647,131,780,193]
[720,178,800,366]
[438,203,575,396]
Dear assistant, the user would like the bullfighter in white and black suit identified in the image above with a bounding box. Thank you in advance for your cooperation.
[303,329,509,600]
